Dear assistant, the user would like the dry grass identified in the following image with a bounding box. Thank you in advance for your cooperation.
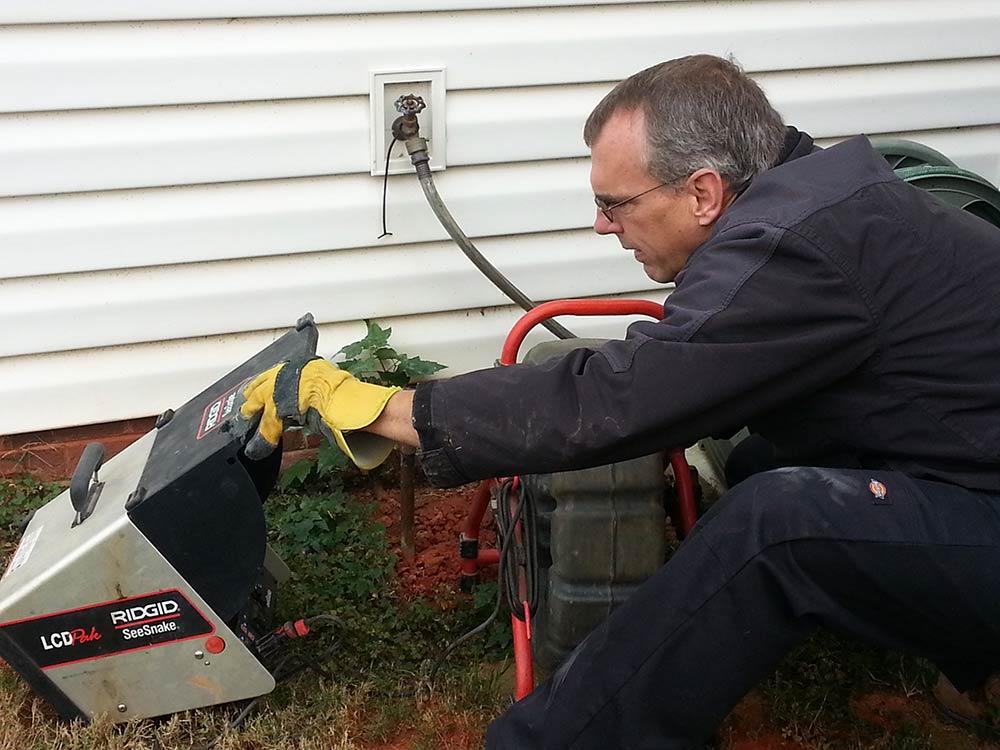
[0,664,508,750]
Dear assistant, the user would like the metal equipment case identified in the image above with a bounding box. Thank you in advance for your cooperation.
[0,317,316,722]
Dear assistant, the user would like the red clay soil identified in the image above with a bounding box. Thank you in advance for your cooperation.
[373,482,495,601]
[718,693,805,750]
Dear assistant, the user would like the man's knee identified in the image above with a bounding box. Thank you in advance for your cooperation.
[698,467,849,555]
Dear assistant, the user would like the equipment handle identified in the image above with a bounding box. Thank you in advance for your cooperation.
[500,299,664,365]
[70,442,105,517]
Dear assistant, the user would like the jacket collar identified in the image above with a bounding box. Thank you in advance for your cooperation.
[730,126,815,203]
[778,126,817,165]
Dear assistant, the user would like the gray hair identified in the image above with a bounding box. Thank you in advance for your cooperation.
[583,55,786,191]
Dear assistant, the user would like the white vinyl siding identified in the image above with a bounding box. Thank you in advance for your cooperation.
[1,1,999,434]
[0,1,674,25]
[5,59,1000,198]
[2,4,999,113]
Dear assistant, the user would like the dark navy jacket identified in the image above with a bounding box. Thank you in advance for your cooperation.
[414,130,1000,491]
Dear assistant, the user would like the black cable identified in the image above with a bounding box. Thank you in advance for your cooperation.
[402,126,575,341]
[493,478,538,619]
[386,563,507,698]
[198,694,266,750]
[201,652,299,749]
[423,480,529,689]
[377,137,398,239]
[191,652,331,750]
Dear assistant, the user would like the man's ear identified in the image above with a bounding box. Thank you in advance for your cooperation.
[687,168,732,227]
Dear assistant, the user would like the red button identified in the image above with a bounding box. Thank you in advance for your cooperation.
[205,636,226,654]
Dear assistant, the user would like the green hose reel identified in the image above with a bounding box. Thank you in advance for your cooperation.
[893,165,1000,228]
[870,137,1000,229]
[870,137,956,170]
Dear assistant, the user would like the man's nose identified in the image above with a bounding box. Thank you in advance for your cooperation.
[594,210,619,235]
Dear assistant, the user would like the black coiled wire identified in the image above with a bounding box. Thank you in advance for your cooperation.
[424,476,540,689]
[492,478,539,621]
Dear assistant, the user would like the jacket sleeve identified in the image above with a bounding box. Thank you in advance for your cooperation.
[414,222,878,487]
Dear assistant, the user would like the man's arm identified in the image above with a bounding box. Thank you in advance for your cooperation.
[367,389,419,447]
[404,225,878,488]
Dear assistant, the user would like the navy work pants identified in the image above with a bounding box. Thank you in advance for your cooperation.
[486,467,1000,749]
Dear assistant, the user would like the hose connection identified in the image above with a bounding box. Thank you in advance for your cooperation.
[391,94,426,141]
[391,94,431,178]
[251,614,345,665]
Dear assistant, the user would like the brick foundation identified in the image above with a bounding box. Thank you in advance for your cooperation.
[0,419,319,481]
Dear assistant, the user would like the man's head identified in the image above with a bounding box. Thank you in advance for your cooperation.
[584,55,786,282]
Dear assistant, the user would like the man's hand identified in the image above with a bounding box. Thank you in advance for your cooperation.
[240,358,400,469]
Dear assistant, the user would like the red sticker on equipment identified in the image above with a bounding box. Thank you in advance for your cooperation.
[0,589,214,670]
[197,378,251,439]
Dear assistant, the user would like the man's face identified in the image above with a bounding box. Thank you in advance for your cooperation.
[589,108,710,283]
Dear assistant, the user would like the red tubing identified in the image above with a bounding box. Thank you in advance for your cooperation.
[501,299,664,365]
[460,480,494,578]
[477,549,500,565]
[670,448,697,537]
[462,480,493,539]
[512,613,533,700]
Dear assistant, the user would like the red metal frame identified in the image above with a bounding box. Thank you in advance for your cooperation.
[459,299,698,700]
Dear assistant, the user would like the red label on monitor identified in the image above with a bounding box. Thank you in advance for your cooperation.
[197,379,251,439]
[0,589,214,669]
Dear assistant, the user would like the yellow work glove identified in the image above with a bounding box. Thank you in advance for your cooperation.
[240,357,400,470]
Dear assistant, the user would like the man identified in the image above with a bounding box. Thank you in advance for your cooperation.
[243,55,1000,748]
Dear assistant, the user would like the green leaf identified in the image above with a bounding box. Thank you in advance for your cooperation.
[397,354,446,380]
[0,476,63,535]
[380,370,411,388]
[289,518,319,540]
[373,346,400,361]
[279,459,315,489]
[335,340,367,359]
[340,355,380,379]
[363,320,392,348]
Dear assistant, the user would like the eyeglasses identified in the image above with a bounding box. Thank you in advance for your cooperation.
[594,182,670,223]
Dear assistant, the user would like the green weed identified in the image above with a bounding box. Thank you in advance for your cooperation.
[264,483,509,685]
[335,319,446,388]
[0,475,62,540]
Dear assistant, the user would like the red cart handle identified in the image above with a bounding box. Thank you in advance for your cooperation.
[500,299,664,365]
